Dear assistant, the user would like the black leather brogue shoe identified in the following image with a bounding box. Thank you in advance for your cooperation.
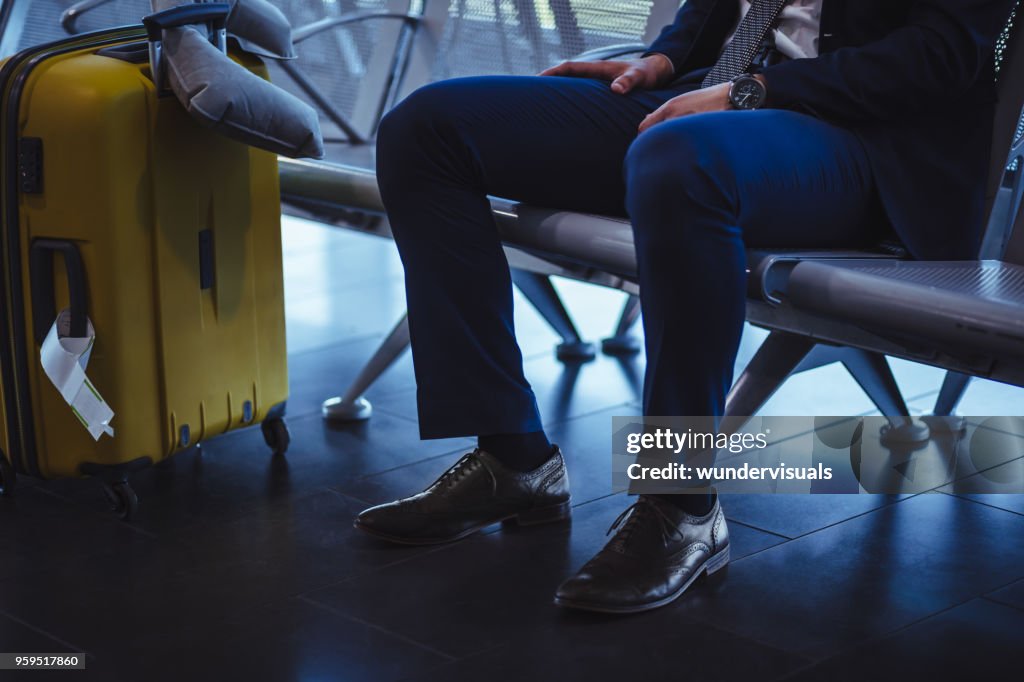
[354,448,571,545]
[554,494,729,613]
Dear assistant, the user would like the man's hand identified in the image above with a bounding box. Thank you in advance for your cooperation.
[539,54,675,94]
[638,83,732,133]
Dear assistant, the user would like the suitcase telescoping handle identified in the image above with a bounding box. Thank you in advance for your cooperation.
[30,240,89,345]
[143,2,231,93]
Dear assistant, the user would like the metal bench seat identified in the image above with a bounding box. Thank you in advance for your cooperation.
[785,259,1024,381]
[279,158,901,299]
[500,206,908,285]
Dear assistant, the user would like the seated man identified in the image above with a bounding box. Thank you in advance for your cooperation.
[354,0,1012,613]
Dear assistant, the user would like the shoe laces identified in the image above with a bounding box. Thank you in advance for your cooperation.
[606,498,685,552]
[434,451,484,490]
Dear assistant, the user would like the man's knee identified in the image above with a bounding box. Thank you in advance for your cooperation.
[378,84,444,149]
[377,81,464,168]
[624,118,736,232]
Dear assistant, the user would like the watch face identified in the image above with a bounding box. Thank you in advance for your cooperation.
[730,78,765,110]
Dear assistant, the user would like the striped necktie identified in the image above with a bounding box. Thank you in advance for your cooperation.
[702,0,789,87]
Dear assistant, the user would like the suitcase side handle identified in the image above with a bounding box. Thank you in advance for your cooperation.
[143,2,231,93]
[30,240,89,345]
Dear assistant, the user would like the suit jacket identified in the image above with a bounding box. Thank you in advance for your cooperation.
[648,0,1016,259]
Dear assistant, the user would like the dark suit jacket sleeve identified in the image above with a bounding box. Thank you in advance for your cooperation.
[646,0,720,72]
[761,0,1014,122]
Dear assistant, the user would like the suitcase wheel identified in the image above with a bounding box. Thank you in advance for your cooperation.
[101,480,139,521]
[261,417,290,457]
[0,452,15,497]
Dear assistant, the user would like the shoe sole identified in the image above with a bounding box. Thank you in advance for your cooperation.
[353,500,572,546]
[553,544,731,614]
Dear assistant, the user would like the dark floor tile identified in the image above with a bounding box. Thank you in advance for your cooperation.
[0,486,154,583]
[331,451,470,507]
[303,494,785,659]
[0,534,210,671]
[158,488,443,595]
[0,612,94,682]
[127,597,452,682]
[987,577,1024,611]
[939,453,1024,515]
[334,405,639,507]
[720,493,903,539]
[0,490,444,681]
[414,620,807,682]
[949,492,1024,516]
[782,599,1024,681]
[0,611,86,658]
[721,519,790,557]
[36,412,470,536]
[272,412,471,495]
[667,493,1024,660]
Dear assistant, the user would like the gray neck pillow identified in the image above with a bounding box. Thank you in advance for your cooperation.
[151,1,324,159]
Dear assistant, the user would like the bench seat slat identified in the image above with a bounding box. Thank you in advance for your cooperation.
[787,260,1024,360]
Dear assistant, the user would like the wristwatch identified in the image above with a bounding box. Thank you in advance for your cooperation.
[728,74,767,110]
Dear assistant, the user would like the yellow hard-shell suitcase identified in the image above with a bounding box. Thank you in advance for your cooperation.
[0,24,290,518]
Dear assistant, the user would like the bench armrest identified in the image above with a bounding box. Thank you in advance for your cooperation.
[570,42,648,62]
[292,10,422,44]
[61,0,118,35]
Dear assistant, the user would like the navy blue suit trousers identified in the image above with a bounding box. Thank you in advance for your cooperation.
[376,75,884,438]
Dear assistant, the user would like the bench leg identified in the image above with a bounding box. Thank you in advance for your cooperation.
[792,344,929,444]
[511,270,596,362]
[601,295,643,356]
[322,313,411,422]
[933,371,972,416]
[835,349,909,417]
[836,349,930,445]
[722,332,929,445]
[721,331,818,434]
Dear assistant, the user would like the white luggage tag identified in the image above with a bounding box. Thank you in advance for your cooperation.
[40,309,115,441]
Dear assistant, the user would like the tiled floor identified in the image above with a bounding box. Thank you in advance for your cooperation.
[2,216,1024,681]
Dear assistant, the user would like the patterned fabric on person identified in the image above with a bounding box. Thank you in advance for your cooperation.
[725,0,824,63]
[703,0,790,87]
